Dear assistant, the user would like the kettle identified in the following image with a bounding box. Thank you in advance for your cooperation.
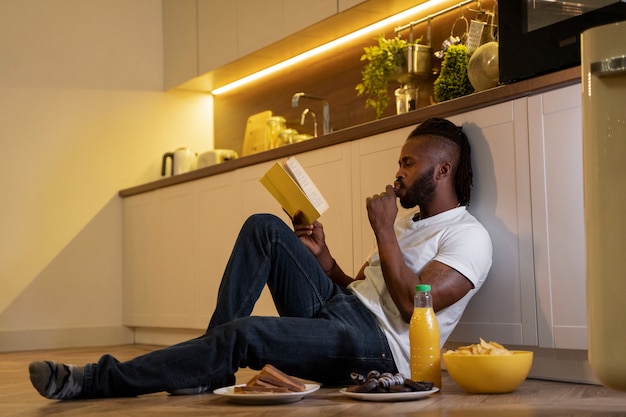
[161,147,197,176]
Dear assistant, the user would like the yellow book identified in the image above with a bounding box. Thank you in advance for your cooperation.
[259,157,329,224]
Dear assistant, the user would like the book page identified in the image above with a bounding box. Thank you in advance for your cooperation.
[259,157,329,224]
[283,157,329,214]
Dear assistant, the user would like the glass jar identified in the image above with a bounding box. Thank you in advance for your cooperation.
[266,116,286,149]
[277,128,298,147]
[395,84,419,114]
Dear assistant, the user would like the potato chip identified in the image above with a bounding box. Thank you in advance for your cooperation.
[445,338,512,355]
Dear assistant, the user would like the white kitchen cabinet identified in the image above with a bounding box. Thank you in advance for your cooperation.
[235,0,282,58]
[214,0,337,67]
[528,84,587,350]
[279,0,337,52]
[446,84,586,350]
[123,173,242,329]
[123,183,197,328]
[123,191,159,327]
[163,0,199,90]
[446,101,539,346]
[197,0,238,79]
[164,0,338,89]
[193,171,244,327]
[338,0,368,12]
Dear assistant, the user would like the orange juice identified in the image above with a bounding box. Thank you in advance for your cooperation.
[409,286,441,388]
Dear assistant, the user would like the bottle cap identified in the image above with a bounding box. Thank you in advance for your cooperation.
[415,284,431,292]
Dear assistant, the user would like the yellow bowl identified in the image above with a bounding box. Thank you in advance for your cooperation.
[443,350,533,394]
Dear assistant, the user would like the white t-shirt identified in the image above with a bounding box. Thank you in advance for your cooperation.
[348,206,493,377]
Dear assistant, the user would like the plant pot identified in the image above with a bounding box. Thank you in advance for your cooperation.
[392,44,432,84]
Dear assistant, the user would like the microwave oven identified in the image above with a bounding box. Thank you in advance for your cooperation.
[499,0,626,83]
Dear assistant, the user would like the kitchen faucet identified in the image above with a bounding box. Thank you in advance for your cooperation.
[300,108,318,138]
[291,92,330,135]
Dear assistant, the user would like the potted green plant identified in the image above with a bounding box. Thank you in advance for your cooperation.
[433,44,474,102]
[356,34,410,119]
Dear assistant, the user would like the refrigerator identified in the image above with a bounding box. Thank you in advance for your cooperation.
[581,20,626,391]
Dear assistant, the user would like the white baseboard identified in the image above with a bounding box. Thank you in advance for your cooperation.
[527,346,600,385]
[0,325,134,352]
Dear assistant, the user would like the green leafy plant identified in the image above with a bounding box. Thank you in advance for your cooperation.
[356,35,410,119]
[433,44,474,102]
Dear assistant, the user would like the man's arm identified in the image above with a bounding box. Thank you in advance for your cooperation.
[366,186,473,323]
[323,260,367,288]
[292,212,366,288]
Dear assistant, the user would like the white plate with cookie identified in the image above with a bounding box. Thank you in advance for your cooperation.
[339,387,439,402]
[214,384,320,405]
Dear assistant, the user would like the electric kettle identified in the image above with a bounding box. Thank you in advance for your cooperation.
[161,147,197,176]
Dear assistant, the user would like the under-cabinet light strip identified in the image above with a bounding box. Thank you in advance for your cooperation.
[211,0,450,95]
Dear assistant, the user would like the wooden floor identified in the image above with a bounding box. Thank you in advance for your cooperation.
[3,344,626,416]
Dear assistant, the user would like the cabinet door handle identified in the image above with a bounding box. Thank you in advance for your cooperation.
[590,55,626,77]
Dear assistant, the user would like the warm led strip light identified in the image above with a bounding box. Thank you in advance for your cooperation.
[211,0,450,95]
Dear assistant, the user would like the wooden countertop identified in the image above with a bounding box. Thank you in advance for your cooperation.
[119,66,581,198]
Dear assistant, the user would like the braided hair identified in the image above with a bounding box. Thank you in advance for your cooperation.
[408,117,473,206]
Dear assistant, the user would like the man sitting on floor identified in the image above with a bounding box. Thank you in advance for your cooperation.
[29,117,492,400]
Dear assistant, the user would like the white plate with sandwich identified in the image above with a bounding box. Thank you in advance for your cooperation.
[214,364,320,404]
[213,383,320,404]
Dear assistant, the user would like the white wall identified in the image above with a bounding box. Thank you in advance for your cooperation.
[0,0,214,351]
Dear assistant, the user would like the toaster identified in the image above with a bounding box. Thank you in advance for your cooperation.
[196,149,238,168]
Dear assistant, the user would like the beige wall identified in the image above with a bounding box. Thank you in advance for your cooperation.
[0,0,214,351]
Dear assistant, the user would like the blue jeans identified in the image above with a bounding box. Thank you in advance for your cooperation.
[82,214,395,398]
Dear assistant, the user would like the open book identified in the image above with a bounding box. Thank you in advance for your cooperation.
[260,156,329,224]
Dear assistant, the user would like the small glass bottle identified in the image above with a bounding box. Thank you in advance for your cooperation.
[409,284,442,388]
[266,116,286,149]
[395,87,409,114]
[394,84,419,114]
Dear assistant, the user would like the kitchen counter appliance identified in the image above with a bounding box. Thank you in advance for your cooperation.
[581,19,626,392]
[499,0,626,83]
[196,149,238,168]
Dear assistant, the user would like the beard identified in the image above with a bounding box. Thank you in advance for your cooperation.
[398,165,436,209]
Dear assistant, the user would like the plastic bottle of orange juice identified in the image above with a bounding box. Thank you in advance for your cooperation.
[409,284,441,388]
